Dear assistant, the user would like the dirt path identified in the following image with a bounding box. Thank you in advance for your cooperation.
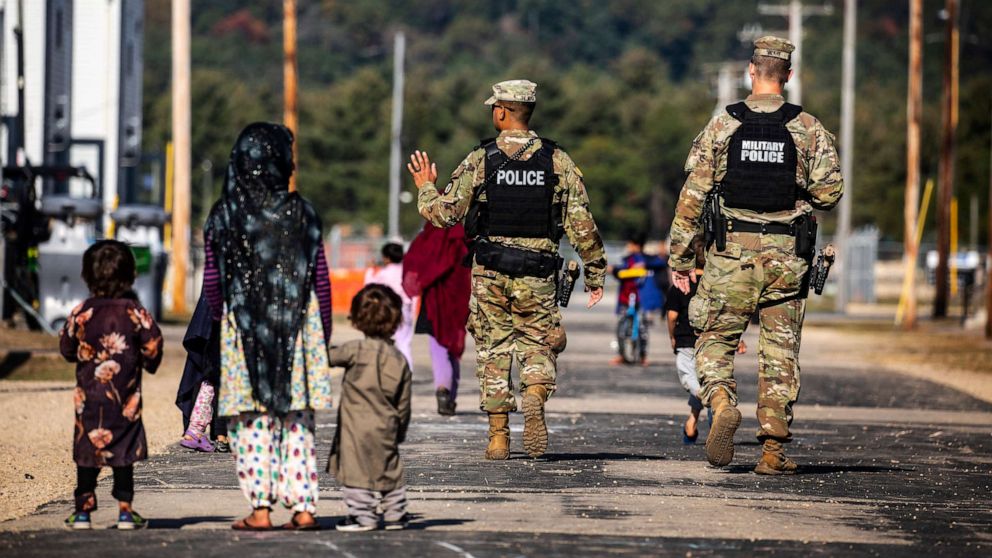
[0,326,187,522]
[802,321,992,404]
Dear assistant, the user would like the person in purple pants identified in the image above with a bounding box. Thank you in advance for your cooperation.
[403,222,471,416]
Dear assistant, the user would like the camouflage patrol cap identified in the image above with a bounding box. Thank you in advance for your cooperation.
[484,80,537,105]
[753,36,795,62]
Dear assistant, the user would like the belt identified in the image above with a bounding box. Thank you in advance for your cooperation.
[726,219,794,236]
[473,240,560,278]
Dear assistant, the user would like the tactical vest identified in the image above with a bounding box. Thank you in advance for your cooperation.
[470,138,562,241]
[720,102,803,213]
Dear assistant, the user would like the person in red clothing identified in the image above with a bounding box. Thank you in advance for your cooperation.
[402,222,471,415]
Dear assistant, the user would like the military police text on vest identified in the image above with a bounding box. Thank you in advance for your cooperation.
[739,140,786,163]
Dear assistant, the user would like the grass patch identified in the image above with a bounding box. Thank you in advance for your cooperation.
[0,352,75,381]
[813,320,992,377]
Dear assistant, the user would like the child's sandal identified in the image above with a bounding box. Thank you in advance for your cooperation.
[179,431,214,452]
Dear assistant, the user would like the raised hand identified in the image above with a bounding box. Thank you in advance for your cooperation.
[406,150,438,189]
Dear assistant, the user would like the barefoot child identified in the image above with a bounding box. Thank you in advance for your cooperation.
[328,284,412,531]
[59,240,164,529]
[665,236,744,444]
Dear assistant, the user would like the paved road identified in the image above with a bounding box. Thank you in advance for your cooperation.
[2,302,990,557]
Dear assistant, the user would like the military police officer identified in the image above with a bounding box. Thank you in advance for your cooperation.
[669,38,843,474]
[408,80,607,460]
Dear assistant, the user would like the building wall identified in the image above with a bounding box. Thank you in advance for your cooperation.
[1,0,122,231]
[0,0,46,168]
[71,0,121,224]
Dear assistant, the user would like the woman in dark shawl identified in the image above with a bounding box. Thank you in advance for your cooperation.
[402,222,471,415]
[203,123,333,531]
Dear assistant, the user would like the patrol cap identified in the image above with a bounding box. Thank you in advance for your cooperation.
[753,36,795,62]
[484,80,537,105]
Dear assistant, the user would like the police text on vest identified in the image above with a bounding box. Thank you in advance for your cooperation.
[740,140,785,163]
[497,170,546,186]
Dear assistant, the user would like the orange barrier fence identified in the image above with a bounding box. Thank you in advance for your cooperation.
[330,269,367,315]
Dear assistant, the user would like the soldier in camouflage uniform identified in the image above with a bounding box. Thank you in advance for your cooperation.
[408,80,607,460]
[669,37,843,474]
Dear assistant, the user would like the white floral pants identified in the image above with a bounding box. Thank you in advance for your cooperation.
[228,410,319,514]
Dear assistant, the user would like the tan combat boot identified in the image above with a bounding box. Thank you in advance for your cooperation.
[522,384,549,458]
[485,413,510,460]
[754,439,798,475]
[704,388,742,467]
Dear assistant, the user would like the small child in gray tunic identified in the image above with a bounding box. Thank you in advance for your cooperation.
[328,284,413,531]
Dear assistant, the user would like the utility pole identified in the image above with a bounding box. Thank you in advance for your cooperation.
[835,0,856,313]
[788,0,803,105]
[171,0,192,315]
[969,194,978,250]
[387,31,405,240]
[283,0,298,192]
[986,106,991,338]
[757,0,833,105]
[713,62,740,116]
[903,0,923,330]
[934,0,958,318]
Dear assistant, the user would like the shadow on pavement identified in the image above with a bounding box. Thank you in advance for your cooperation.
[312,514,473,531]
[407,517,475,530]
[538,452,666,462]
[797,464,914,475]
[722,464,913,475]
[0,352,31,379]
[148,516,234,529]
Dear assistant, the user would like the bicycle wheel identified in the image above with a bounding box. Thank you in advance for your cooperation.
[617,315,638,365]
[637,313,649,362]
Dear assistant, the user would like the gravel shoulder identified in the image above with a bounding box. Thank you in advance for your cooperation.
[802,320,992,404]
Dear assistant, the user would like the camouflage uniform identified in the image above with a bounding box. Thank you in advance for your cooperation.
[668,39,843,445]
[418,82,606,414]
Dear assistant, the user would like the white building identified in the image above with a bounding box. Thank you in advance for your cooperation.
[1,0,143,228]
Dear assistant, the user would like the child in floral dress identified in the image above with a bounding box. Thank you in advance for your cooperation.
[59,240,163,529]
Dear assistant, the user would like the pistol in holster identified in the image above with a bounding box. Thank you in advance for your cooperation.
[703,186,727,252]
[810,245,836,296]
[800,243,836,299]
[556,260,581,308]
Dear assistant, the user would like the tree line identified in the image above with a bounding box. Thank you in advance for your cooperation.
[142,0,992,243]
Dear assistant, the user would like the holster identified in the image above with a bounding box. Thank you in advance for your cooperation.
[794,214,817,258]
[714,214,727,252]
[703,188,727,252]
[474,240,561,279]
[799,257,814,299]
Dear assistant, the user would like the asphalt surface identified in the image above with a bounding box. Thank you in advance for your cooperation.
[2,303,990,557]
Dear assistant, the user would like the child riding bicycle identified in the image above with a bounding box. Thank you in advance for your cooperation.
[608,233,667,366]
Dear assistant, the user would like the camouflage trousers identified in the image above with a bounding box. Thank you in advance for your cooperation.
[689,231,808,443]
[471,264,566,413]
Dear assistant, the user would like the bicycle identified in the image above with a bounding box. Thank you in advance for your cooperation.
[614,268,650,365]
